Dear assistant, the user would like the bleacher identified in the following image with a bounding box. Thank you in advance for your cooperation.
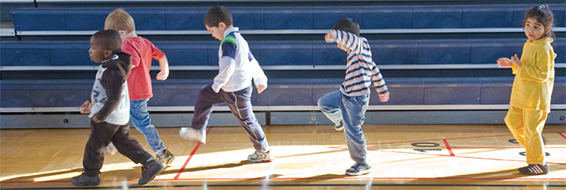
[1,0,565,128]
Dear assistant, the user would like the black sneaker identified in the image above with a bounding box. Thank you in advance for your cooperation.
[138,159,164,185]
[345,162,372,176]
[518,163,549,175]
[70,173,100,186]
[157,149,175,166]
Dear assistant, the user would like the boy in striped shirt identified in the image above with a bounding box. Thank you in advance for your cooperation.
[317,18,390,176]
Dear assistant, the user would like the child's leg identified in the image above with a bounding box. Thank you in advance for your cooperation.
[82,121,120,176]
[130,98,165,154]
[341,93,370,164]
[222,86,269,151]
[192,84,224,131]
[111,123,154,164]
[524,109,548,165]
[505,106,526,147]
[317,90,343,126]
[112,123,164,185]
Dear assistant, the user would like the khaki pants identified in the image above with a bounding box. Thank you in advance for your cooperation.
[504,105,548,164]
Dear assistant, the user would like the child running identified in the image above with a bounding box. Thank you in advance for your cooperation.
[104,9,174,166]
[318,18,390,176]
[72,30,163,186]
[179,6,272,162]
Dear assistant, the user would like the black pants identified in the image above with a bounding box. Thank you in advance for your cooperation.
[83,120,152,176]
[191,84,269,151]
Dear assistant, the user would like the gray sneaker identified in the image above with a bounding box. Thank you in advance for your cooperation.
[345,162,372,176]
[248,149,273,162]
[157,149,175,166]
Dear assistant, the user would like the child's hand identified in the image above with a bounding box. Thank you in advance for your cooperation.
[80,100,92,114]
[497,57,512,68]
[92,114,101,123]
[156,70,169,81]
[324,32,333,43]
[378,91,390,102]
[257,84,266,94]
[510,54,522,67]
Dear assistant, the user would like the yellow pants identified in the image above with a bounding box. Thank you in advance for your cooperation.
[504,105,548,164]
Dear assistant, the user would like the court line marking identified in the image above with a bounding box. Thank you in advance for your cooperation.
[174,127,213,180]
[442,139,455,156]
[559,132,566,140]
[2,129,566,186]
[1,183,565,190]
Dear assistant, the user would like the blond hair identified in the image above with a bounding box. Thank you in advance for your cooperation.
[104,8,135,33]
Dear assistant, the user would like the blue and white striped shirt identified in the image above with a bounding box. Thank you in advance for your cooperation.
[328,29,388,96]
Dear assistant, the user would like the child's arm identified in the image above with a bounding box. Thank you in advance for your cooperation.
[249,52,268,94]
[516,50,554,82]
[92,68,125,123]
[371,63,389,102]
[79,99,92,114]
[156,55,169,81]
[325,29,363,54]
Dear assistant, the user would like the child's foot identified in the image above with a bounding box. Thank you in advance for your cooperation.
[138,159,164,185]
[157,149,175,166]
[345,162,372,176]
[70,173,100,186]
[106,142,118,155]
[518,163,549,175]
[248,149,273,162]
[179,127,206,144]
[334,121,344,131]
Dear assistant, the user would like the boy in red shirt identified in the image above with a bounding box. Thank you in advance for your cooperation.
[105,8,174,166]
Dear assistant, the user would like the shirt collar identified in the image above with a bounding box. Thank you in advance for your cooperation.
[224,27,239,38]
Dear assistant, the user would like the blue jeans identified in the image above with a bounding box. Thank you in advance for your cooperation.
[318,90,370,164]
[130,98,165,154]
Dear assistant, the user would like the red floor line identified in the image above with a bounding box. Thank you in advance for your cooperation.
[381,150,566,165]
[442,139,455,156]
[559,132,566,141]
[158,176,566,181]
[451,146,566,149]
[174,127,212,180]
[367,134,513,146]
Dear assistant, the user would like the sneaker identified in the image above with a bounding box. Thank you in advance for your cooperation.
[70,173,101,186]
[248,149,273,162]
[345,162,372,176]
[518,163,549,175]
[179,127,206,144]
[157,149,175,166]
[334,121,344,131]
[138,159,164,185]
[106,142,118,155]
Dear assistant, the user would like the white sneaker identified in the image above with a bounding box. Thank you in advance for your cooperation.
[248,149,273,162]
[179,127,206,144]
[106,142,118,155]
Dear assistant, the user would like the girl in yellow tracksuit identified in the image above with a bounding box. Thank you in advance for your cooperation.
[497,4,556,175]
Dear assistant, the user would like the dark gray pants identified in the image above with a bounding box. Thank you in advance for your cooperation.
[83,120,153,176]
[191,84,269,151]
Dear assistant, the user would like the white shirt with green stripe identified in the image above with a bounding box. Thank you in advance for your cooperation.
[212,27,267,92]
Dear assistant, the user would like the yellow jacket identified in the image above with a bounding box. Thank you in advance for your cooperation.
[510,37,556,112]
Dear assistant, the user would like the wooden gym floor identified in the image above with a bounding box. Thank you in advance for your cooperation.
[1,124,565,189]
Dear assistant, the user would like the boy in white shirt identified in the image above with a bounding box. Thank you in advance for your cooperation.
[180,6,272,162]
